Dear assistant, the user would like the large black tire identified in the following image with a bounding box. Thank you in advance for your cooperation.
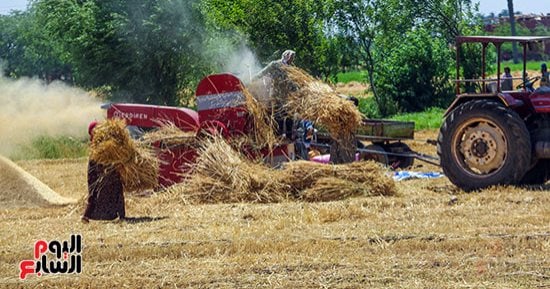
[437,100,531,191]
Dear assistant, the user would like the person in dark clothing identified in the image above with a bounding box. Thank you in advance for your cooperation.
[82,121,125,223]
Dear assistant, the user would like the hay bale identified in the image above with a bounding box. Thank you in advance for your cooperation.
[89,119,159,192]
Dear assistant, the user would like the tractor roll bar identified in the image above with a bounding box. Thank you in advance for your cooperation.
[455,36,550,95]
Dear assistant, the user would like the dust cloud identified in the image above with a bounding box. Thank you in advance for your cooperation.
[221,45,263,83]
[0,76,103,157]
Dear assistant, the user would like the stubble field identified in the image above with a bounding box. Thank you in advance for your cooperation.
[0,130,548,288]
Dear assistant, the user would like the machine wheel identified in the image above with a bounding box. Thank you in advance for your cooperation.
[384,142,414,169]
[519,160,549,185]
[359,144,389,165]
[437,100,531,191]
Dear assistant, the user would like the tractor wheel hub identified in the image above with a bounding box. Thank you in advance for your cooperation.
[460,122,507,174]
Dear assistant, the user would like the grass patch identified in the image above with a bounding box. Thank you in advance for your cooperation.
[12,136,88,160]
[499,60,542,73]
[390,107,444,130]
[335,70,367,83]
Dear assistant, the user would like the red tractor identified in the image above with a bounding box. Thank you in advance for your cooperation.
[438,36,550,191]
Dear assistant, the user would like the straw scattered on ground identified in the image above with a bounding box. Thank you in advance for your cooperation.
[2,129,548,288]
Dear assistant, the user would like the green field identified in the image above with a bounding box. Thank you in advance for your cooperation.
[335,70,367,83]
[501,60,544,73]
[390,107,444,130]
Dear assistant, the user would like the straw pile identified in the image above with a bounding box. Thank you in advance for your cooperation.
[242,86,278,149]
[170,136,288,203]
[165,136,396,204]
[279,65,362,140]
[281,160,397,201]
[0,155,76,208]
[89,119,159,192]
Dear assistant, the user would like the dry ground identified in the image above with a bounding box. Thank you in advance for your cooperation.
[0,130,548,288]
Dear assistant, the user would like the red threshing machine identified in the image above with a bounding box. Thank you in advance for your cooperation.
[100,73,434,188]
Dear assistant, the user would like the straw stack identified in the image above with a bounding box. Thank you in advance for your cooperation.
[171,136,289,203]
[89,119,159,192]
[281,160,397,199]
[279,66,362,140]
[165,136,396,204]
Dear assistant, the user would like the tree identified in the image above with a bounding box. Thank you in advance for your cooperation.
[327,0,383,111]
[0,9,68,80]
[203,0,334,79]
[374,27,454,114]
[507,0,519,63]
[34,0,210,105]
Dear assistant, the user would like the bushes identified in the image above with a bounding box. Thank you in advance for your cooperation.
[373,28,454,116]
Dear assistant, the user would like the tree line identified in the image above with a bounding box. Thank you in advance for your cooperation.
[0,0,483,116]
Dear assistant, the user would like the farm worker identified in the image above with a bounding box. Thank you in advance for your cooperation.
[540,63,549,87]
[501,67,513,91]
[82,121,126,223]
[295,119,315,159]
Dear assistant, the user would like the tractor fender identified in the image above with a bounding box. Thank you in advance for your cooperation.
[444,93,523,117]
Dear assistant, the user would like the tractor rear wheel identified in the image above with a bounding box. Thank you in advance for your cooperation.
[437,100,531,191]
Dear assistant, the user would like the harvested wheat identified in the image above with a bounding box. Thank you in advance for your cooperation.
[242,86,278,149]
[169,136,288,204]
[89,119,159,192]
[301,177,367,202]
[281,160,397,197]
[280,66,362,140]
[163,136,396,204]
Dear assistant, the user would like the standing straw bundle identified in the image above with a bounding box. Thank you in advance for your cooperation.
[89,119,159,192]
